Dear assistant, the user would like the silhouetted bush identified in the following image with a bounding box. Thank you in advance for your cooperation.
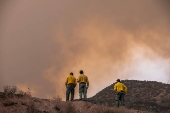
[4,86,17,98]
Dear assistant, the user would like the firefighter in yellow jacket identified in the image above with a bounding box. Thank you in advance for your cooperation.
[114,79,128,107]
[77,70,89,101]
[65,72,77,101]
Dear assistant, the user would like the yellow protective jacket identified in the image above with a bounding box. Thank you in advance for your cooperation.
[65,75,77,85]
[114,82,128,92]
[77,74,89,87]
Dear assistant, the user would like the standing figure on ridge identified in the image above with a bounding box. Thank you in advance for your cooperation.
[65,72,77,101]
[114,79,128,107]
[77,70,89,101]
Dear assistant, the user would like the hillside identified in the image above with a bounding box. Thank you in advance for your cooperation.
[0,92,151,113]
[0,80,170,113]
[0,84,153,113]
[87,80,170,113]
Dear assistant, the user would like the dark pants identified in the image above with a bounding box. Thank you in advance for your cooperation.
[79,83,87,100]
[116,92,125,107]
[66,84,75,101]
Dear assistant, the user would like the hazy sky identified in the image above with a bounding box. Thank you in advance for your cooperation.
[0,0,170,99]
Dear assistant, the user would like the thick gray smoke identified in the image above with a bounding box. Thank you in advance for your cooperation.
[0,0,170,99]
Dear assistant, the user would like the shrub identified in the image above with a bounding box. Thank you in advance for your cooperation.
[52,96,76,113]
[4,86,17,97]
[3,99,15,106]
[26,101,42,113]
[17,89,32,98]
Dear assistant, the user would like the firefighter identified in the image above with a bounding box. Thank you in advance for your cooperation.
[77,70,89,101]
[65,72,77,101]
[114,79,128,107]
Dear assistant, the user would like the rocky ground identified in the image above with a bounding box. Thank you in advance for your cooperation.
[0,91,152,113]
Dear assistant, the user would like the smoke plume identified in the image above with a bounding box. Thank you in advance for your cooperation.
[0,0,170,99]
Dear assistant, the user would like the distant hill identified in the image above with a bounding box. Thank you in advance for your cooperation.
[87,80,170,113]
